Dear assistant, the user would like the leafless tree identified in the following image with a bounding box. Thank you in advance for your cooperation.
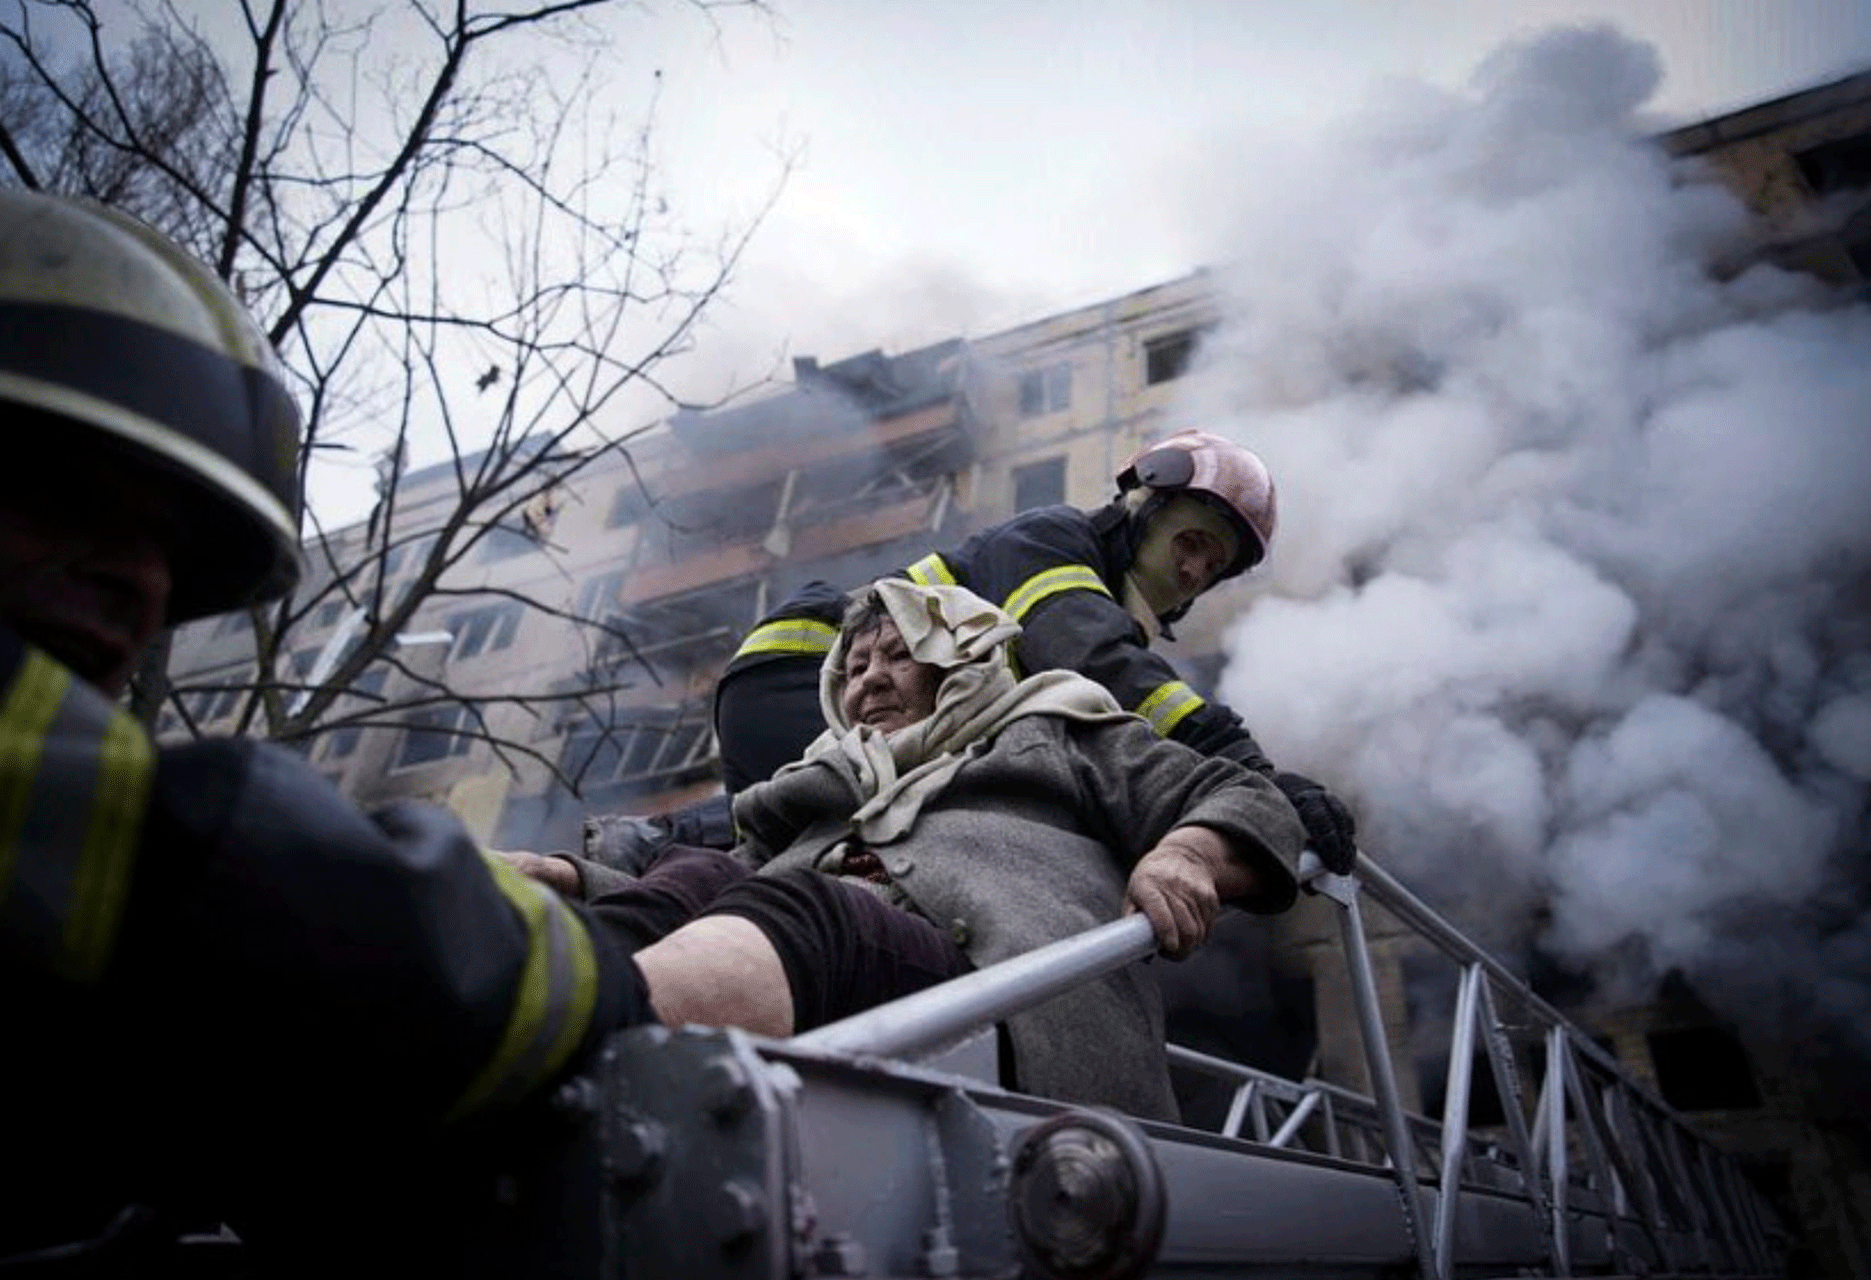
[1,0,786,798]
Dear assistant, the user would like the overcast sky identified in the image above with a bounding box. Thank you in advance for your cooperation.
[624,0,1871,390]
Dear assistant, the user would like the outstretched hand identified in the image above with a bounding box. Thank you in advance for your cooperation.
[1124,829,1237,960]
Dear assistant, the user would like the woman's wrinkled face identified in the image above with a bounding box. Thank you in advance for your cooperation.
[839,618,942,733]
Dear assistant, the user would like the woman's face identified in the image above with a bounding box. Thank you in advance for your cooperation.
[840,618,942,733]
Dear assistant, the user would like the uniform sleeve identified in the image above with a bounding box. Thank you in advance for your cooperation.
[1,627,637,1134]
[127,740,641,1128]
[954,509,1276,773]
[1065,716,1302,913]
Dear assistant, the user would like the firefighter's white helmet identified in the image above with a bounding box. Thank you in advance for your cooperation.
[1116,428,1276,578]
[0,188,301,621]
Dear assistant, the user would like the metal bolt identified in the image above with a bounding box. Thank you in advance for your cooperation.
[700,1055,754,1121]
[608,1119,667,1184]
[809,1233,869,1276]
[707,1178,766,1248]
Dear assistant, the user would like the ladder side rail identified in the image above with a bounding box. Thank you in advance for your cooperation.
[1349,853,1784,1275]
[1351,855,1634,1089]
[1323,869,1438,1280]
[1562,1050,1644,1273]
[1599,1080,1684,1272]
[789,913,1159,1060]
[1545,1027,1575,1276]
[1267,1090,1322,1150]
[1692,1133,1753,1271]
[1475,978,1560,1270]
[1655,1098,1721,1271]
[1322,1093,1343,1159]
[1220,1079,1255,1140]
[1721,1151,1778,1273]
[1431,962,1485,1279]
[1168,1040,1456,1172]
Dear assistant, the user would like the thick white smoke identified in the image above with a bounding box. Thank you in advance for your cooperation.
[1193,27,1871,1050]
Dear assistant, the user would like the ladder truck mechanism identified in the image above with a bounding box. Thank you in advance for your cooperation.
[582,852,1787,1280]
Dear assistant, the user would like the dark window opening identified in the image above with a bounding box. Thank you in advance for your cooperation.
[1795,133,1871,196]
[322,668,389,761]
[1647,1025,1761,1111]
[314,599,346,630]
[1017,362,1072,416]
[448,602,522,660]
[395,703,475,769]
[1011,456,1066,512]
[1145,329,1201,385]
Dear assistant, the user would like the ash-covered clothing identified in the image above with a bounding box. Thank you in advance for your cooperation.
[715,503,1279,796]
[0,623,641,1251]
[731,707,1301,1120]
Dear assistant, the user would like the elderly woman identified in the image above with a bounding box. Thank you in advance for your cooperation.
[522,579,1304,1119]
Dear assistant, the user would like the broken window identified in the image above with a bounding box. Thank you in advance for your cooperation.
[1017,362,1072,416]
[1794,132,1871,196]
[1011,456,1066,511]
[1144,329,1201,385]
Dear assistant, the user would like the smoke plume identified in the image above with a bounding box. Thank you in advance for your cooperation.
[1191,27,1871,1054]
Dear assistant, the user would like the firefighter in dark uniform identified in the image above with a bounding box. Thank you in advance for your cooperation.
[712,429,1359,873]
[0,190,646,1274]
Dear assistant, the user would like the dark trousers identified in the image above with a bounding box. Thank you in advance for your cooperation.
[588,845,973,1031]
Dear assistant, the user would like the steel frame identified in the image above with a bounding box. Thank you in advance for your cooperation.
[598,851,1788,1278]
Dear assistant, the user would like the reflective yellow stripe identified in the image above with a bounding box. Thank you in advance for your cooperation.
[1134,679,1205,737]
[731,618,838,662]
[905,554,957,587]
[446,854,599,1121]
[1002,563,1111,623]
[0,650,152,982]
[0,651,67,892]
[67,711,153,979]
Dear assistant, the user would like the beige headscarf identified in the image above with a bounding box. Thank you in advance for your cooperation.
[786,578,1129,844]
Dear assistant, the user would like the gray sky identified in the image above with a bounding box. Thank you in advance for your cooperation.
[628,0,1871,387]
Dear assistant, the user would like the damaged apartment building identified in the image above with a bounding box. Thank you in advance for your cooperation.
[161,67,1871,1277]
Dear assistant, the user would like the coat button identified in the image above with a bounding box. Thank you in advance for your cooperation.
[949,919,971,948]
[890,856,913,876]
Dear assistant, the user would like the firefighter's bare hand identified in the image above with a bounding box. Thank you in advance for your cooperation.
[1124,832,1228,960]
[495,850,581,896]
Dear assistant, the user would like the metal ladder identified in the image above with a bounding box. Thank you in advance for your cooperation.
[597,853,1788,1278]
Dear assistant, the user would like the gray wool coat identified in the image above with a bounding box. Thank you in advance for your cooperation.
[731,711,1305,1121]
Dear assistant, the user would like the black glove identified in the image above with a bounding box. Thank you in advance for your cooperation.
[1274,771,1358,875]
